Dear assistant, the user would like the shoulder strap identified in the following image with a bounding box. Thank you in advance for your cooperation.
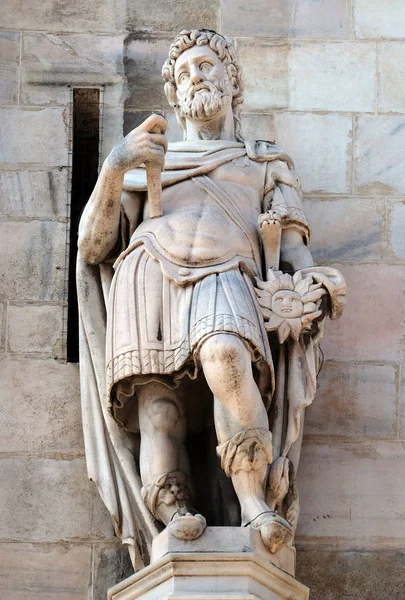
[192,175,261,269]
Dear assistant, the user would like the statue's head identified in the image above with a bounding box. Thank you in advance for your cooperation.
[162,29,244,141]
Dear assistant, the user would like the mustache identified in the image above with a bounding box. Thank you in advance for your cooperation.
[187,81,224,102]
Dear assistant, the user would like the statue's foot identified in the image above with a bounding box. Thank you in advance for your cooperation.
[248,511,293,554]
[167,511,206,541]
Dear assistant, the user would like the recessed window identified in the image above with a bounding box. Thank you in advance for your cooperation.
[66,88,102,362]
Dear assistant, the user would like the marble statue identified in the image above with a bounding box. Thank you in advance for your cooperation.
[77,29,346,570]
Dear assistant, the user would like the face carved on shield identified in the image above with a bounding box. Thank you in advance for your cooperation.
[174,45,233,122]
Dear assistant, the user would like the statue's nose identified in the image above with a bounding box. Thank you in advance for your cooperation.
[171,484,180,495]
[190,66,204,85]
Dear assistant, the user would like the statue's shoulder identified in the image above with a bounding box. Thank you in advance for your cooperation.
[245,140,294,169]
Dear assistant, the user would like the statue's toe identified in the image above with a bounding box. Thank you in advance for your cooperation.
[167,513,206,541]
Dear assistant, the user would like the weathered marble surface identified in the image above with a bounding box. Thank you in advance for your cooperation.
[78,29,345,584]
[108,528,309,600]
[0,220,66,301]
[0,32,20,105]
[22,33,125,107]
[151,527,296,576]
[222,0,350,39]
[0,1,404,599]
[0,169,68,218]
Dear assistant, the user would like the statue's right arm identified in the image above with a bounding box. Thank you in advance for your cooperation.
[78,114,168,265]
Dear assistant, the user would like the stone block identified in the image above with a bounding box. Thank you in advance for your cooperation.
[0,542,92,600]
[0,221,66,301]
[126,0,219,33]
[108,551,309,600]
[288,0,350,40]
[289,42,376,112]
[8,304,63,355]
[21,33,125,107]
[0,457,93,541]
[297,440,405,544]
[151,527,296,576]
[389,201,405,260]
[0,108,68,166]
[306,362,398,439]
[378,43,405,113]
[321,264,405,362]
[1,0,115,32]
[400,369,405,440]
[237,42,289,111]
[101,109,124,162]
[223,0,350,39]
[124,35,174,110]
[273,113,352,194]
[355,0,405,39]
[222,0,290,37]
[0,304,4,352]
[296,549,405,600]
[0,169,68,218]
[354,117,405,195]
[305,197,384,262]
[241,113,276,143]
[0,32,20,106]
[92,545,133,600]
[0,358,83,454]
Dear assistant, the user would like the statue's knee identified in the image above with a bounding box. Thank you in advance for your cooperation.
[200,334,247,369]
[146,397,182,434]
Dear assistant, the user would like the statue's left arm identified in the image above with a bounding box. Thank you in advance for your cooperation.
[278,184,313,271]
[261,159,314,272]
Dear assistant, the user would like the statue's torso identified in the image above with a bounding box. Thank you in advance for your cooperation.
[132,158,267,267]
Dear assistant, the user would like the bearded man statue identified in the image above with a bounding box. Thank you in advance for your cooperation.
[77,29,346,570]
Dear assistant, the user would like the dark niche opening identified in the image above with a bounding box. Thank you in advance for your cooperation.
[67,88,101,362]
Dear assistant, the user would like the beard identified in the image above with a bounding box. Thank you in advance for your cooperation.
[178,81,231,121]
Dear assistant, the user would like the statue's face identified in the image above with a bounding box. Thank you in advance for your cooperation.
[271,290,303,319]
[157,475,189,506]
[174,45,233,122]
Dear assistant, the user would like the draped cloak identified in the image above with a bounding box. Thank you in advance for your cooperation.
[77,139,345,569]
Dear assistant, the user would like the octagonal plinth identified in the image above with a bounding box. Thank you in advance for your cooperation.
[108,527,309,600]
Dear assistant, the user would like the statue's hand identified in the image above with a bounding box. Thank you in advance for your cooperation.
[258,210,282,232]
[106,114,168,174]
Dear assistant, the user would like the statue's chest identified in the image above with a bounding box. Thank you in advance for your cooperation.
[209,157,267,195]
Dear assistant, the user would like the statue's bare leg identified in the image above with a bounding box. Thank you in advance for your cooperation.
[199,333,292,552]
[138,381,206,540]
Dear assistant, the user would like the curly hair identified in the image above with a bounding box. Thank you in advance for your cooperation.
[162,29,244,142]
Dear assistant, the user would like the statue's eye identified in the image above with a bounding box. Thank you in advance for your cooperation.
[200,62,213,72]
[178,72,189,84]
[292,298,298,302]
[275,297,282,302]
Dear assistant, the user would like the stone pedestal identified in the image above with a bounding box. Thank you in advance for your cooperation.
[107,527,309,600]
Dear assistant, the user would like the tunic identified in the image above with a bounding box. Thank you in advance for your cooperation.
[105,141,309,430]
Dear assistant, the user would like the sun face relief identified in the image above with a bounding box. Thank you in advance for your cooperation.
[271,290,304,319]
[174,45,233,120]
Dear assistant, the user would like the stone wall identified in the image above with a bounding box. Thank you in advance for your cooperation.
[1,1,405,598]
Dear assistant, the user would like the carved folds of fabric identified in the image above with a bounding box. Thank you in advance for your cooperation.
[216,428,273,478]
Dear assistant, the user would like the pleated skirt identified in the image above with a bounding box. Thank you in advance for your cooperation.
[106,245,271,393]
